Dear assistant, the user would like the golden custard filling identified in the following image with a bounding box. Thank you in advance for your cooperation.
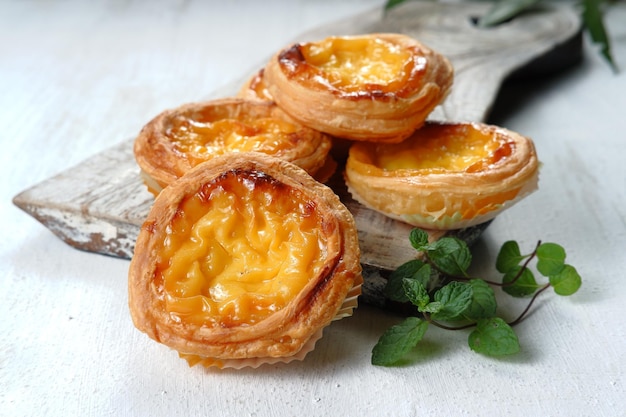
[155,170,328,328]
[352,124,513,176]
[302,37,414,92]
[166,114,298,166]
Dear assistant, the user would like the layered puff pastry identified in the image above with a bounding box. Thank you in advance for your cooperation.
[134,98,333,194]
[128,152,362,369]
[263,33,453,143]
[344,121,539,230]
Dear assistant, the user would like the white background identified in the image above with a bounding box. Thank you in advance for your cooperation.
[1,1,625,416]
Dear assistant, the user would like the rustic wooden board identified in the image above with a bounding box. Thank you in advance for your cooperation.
[13,2,581,304]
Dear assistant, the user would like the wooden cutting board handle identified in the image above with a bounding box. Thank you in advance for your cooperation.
[13,2,581,307]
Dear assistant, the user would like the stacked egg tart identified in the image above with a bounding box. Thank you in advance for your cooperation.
[129,33,539,368]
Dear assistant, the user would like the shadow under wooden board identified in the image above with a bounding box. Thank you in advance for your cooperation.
[14,2,581,308]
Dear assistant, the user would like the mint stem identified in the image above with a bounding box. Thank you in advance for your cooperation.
[501,240,541,287]
[508,283,551,326]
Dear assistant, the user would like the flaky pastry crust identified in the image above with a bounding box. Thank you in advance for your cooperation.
[128,152,362,368]
[263,33,453,142]
[344,121,539,230]
[134,98,333,193]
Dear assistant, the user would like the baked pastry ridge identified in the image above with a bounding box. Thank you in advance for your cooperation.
[129,152,362,368]
[345,121,539,230]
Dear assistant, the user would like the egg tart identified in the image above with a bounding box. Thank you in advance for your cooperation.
[263,33,453,143]
[128,152,362,369]
[344,121,539,230]
[134,98,333,194]
[238,68,273,102]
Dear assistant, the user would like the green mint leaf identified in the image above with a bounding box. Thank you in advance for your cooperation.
[409,228,430,251]
[384,0,408,13]
[463,279,497,320]
[371,317,429,366]
[402,276,430,310]
[502,265,539,297]
[468,317,520,356]
[536,242,566,276]
[431,281,473,322]
[421,301,443,314]
[411,261,432,288]
[477,0,540,27]
[496,240,524,273]
[549,264,582,296]
[385,259,427,302]
[426,237,472,276]
[582,0,618,72]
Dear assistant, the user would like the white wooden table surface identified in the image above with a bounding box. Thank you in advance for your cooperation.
[1,1,625,416]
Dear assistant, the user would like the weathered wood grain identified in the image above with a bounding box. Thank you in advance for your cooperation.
[13,3,581,303]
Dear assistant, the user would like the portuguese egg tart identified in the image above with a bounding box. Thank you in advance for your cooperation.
[238,68,274,102]
[128,152,362,369]
[344,121,539,230]
[263,33,453,143]
[134,98,333,194]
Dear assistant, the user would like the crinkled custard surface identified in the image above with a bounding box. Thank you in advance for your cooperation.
[155,169,328,328]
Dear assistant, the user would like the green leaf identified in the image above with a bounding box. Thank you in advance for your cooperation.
[384,0,409,13]
[582,0,618,72]
[385,259,427,302]
[468,317,520,356]
[409,228,429,251]
[426,237,472,277]
[402,276,430,310]
[463,279,497,320]
[496,240,524,273]
[550,264,582,296]
[502,265,539,297]
[412,262,432,288]
[431,281,473,322]
[477,0,540,28]
[536,242,566,276]
[371,317,429,366]
[421,301,443,314]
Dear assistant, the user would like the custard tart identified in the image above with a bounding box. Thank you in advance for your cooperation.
[238,68,273,102]
[263,33,453,143]
[134,98,333,194]
[344,121,539,230]
[128,152,362,369]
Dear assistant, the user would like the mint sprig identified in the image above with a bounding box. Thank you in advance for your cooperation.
[371,230,582,366]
